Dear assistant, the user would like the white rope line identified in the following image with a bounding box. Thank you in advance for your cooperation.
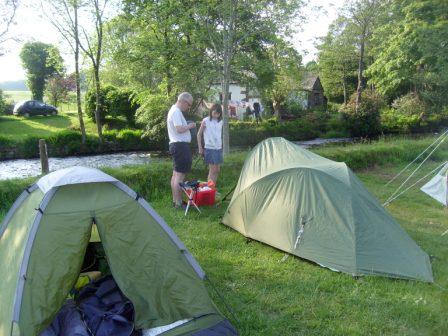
[384,136,448,205]
[383,161,448,206]
[384,129,448,187]
[434,283,448,291]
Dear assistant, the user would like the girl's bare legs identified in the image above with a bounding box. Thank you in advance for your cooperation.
[207,164,220,184]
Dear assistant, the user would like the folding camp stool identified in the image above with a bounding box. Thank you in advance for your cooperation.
[179,181,202,216]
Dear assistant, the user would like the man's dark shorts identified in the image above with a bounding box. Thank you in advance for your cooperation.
[169,142,192,173]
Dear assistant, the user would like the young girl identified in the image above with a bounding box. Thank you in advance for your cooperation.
[197,103,223,184]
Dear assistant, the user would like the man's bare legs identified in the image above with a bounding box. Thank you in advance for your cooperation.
[171,171,186,206]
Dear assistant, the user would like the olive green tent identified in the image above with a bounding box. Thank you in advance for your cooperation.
[222,137,433,282]
[0,167,237,336]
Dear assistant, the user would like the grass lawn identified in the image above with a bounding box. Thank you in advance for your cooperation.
[145,157,448,335]
[0,139,447,335]
[1,90,100,140]
[0,112,99,140]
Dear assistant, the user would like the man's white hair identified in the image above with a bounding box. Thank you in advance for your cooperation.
[177,92,193,103]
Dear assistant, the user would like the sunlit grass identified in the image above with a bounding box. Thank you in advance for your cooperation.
[1,90,99,140]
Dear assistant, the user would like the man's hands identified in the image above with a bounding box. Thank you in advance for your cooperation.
[175,122,196,134]
[198,146,204,156]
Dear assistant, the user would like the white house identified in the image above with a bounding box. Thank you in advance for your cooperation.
[209,83,263,120]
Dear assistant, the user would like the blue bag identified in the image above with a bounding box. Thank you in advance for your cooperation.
[41,276,137,336]
[77,275,135,336]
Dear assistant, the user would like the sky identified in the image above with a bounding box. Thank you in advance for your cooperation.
[0,0,345,83]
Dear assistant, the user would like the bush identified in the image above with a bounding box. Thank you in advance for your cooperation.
[136,93,172,149]
[392,93,427,117]
[0,90,5,114]
[340,90,384,138]
[115,129,148,151]
[284,100,305,117]
[0,91,13,115]
[47,130,84,156]
[85,85,115,123]
[381,107,421,134]
[381,93,448,134]
[323,113,350,138]
[85,85,138,126]
[0,136,14,148]
[229,118,320,147]
[18,137,41,158]
[106,89,139,126]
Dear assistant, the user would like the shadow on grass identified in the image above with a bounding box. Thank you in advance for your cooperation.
[25,114,72,129]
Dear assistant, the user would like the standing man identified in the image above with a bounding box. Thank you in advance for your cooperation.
[167,92,196,208]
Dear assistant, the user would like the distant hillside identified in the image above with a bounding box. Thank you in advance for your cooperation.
[0,80,28,91]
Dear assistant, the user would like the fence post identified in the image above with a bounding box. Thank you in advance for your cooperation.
[39,139,49,175]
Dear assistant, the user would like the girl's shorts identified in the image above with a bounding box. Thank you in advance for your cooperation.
[204,148,223,165]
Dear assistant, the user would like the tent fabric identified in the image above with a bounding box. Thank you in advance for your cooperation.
[222,137,433,282]
[0,167,237,336]
[421,162,448,206]
[36,166,118,193]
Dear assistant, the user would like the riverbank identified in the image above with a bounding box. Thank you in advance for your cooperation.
[1,137,446,335]
[0,138,352,180]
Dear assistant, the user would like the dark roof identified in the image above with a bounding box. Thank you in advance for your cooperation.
[301,73,319,91]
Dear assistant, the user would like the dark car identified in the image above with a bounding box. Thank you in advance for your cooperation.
[13,100,58,117]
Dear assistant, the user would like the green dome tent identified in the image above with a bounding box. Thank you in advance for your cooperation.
[222,138,433,282]
[0,167,237,336]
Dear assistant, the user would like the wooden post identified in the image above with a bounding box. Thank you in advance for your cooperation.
[39,139,49,175]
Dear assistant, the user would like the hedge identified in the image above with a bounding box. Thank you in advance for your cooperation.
[0,119,329,160]
[0,129,166,160]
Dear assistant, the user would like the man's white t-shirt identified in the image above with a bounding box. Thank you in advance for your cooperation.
[167,105,191,144]
[202,117,223,150]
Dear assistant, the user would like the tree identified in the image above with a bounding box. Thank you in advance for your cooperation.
[104,0,219,143]
[78,0,112,142]
[304,61,319,75]
[367,0,448,108]
[0,0,19,56]
[196,0,304,154]
[316,18,358,104]
[343,0,386,110]
[255,41,303,118]
[45,74,75,107]
[41,0,88,143]
[106,1,215,97]
[19,42,64,101]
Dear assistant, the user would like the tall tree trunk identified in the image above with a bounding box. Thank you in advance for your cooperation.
[94,0,103,143]
[94,68,103,142]
[355,37,365,112]
[74,1,86,144]
[222,57,230,156]
[342,77,347,105]
[273,100,281,120]
[163,30,173,96]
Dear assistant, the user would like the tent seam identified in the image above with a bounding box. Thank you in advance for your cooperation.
[12,187,58,325]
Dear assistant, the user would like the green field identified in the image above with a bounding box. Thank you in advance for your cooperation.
[3,90,32,103]
[0,112,98,140]
[0,91,99,139]
[0,138,447,335]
